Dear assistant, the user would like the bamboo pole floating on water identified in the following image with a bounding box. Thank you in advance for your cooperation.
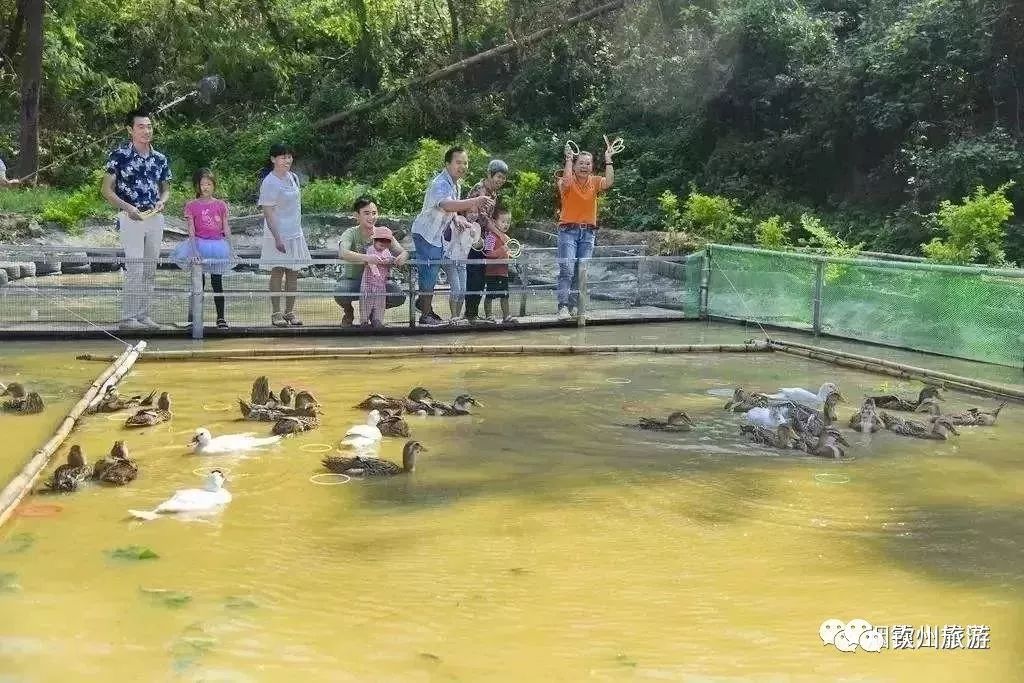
[76,341,772,362]
[770,341,1024,402]
[0,341,147,529]
[85,342,148,411]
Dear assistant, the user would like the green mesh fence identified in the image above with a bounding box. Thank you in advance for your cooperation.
[707,244,1024,367]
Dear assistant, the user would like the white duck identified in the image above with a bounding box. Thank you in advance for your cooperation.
[340,410,383,450]
[744,404,790,428]
[189,428,282,455]
[129,470,232,521]
[765,382,839,405]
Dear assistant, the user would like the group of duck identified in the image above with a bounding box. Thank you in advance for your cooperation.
[0,382,46,414]
[635,381,1007,459]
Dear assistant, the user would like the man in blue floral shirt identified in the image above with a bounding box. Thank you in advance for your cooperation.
[101,108,172,331]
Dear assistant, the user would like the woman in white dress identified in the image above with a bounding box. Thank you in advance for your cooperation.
[259,143,312,327]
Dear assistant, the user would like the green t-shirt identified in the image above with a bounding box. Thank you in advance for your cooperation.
[338,225,403,279]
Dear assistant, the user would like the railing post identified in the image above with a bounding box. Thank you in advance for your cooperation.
[634,255,646,307]
[189,262,204,340]
[699,246,711,320]
[577,259,589,328]
[812,259,824,336]
[407,259,418,329]
[517,251,528,318]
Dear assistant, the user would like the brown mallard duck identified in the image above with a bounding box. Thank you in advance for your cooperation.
[881,412,959,440]
[239,391,321,422]
[94,387,155,413]
[124,392,171,428]
[432,394,483,416]
[42,445,89,493]
[724,388,771,412]
[92,440,139,485]
[354,387,434,413]
[322,440,426,476]
[1,382,45,414]
[921,399,1006,427]
[788,392,842,437]
[250,376,271,406]
[378,410,411,437]
[849,398,884,432]
[869,385,942,412]
[741,423,798,450]
[796,426,850,459]
[271,406,320,436]
[635,411,694,432]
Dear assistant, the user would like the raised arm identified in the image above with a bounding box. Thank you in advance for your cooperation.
[558,144,574,192]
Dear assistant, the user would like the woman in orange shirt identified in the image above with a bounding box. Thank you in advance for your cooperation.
[556,138,617,320]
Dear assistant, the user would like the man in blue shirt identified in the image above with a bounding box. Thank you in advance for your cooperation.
[101,108,172,331]
[409,146,493,326]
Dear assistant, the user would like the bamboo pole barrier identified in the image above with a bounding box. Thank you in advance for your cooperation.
[0,342,146,529]
[77,341,772,363]
[86,341,148,411]
[771,341,1024,402]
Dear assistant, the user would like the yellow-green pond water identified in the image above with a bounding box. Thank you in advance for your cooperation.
[1,326,1023,681]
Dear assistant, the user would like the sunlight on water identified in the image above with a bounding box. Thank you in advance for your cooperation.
[2,335,1023,680]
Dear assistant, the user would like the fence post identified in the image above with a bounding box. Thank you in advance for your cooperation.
[699,246,711,320]
[517,251,528,318]
[407,261,418,329]
[577,259,589,328]
[189,262,204,340]
[812,259,824,336]
[634,255,646,307]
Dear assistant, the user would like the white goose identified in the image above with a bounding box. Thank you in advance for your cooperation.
[129,470,232,521]
[765,382,839,405]
[189,428,282,455]
[744,404,790,428]
[340,410,383,450]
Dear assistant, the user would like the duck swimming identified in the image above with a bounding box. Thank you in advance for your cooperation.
[239,391,320,422]
[741,423,798,450]
[377,410,411,437]
[432,395,482,416]
[868,385,942,412]
[744,404,791,428]
[354,387,434,413]
[635,411,694,432]
[340,410,383,450]
[849,398,884,433]
[129,470,231,520]
[124,392,171,428]
[92,441,139,485]
[796,426,850,459]
[765,382,842,406]
[724,388,771,412]
[787,392,842,437]
[250,376,271,406]
[919,399,1006,427]
[94,387,155,413]
[42,445,89,493]
[1,382,45,414]
[190,428,282,455]
[322,440,426,476]
[881,412,959,440]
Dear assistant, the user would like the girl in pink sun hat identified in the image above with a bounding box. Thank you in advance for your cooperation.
[360,226,397,327]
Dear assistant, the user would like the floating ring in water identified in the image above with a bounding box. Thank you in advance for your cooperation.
[300,443,333,454]
[560,386,584,392]
[814,473,851,484]
[310,473,350,486]
[605,378,632,385]
[17,503,63,518]
[193,466,233,477]
[105,413,128,421]
[203,403,230,412]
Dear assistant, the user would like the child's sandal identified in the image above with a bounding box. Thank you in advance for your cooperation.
[283,312,303,326]
[271,312,288,327]
[216,318,229,329]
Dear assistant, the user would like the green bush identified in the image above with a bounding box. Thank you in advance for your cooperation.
[659,188,751,245]
[506,170,542,223]
[303,179,371,213]
[754,215,793,250]
[40,171,109,231]
[374,138,490,215]
[921,183,1015,265]
[797,213,863,281]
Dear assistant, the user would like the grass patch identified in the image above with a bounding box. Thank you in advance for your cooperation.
[106,545,160,561]
[0,187,72,217]
[0,532,35,554]
[0,571,21,592]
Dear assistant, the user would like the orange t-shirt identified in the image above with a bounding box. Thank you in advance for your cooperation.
[558,175,602,227]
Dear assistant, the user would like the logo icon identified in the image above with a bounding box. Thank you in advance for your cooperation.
[820,618,884,653]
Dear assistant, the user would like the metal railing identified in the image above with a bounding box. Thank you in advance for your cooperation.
[0,244,697,338]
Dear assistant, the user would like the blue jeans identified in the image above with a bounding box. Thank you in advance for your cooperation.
[413,233,445,293]
[443,258,467,303]
[557,226,596,309]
